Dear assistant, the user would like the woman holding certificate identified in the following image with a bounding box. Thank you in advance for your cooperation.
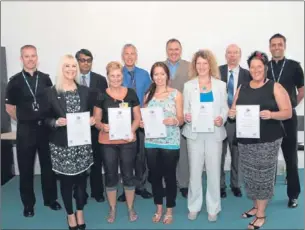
[45,54,95,230]
[182,50,228,222]
[140,62,184,224]
[94,61,141,223]
[228,51,292,229]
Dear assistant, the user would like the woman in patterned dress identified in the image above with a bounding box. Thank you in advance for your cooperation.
[229,51,292,229]
[45,54,95,230]
[140,62,184,224]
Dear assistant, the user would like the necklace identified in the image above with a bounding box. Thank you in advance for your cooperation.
[199,78,210,91]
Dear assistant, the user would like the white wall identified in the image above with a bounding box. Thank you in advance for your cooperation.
[1,2,304,77]
[1,2,304,114]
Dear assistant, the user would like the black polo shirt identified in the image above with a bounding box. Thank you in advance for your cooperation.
[5,70,53,121]
[267,58,304,108]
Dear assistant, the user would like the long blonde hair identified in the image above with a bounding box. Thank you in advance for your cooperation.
[189,49,220,80]
[55,54,81,92]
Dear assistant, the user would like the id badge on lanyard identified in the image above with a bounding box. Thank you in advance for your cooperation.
[22,72,40,112]
[271,59,286,83]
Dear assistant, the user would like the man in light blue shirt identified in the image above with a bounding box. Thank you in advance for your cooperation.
[121,45,151,106]
[117,44,152,202]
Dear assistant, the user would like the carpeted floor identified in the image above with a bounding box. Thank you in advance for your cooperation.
[1,170,304,230]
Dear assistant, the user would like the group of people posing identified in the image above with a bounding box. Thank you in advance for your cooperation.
[5,33,303,230]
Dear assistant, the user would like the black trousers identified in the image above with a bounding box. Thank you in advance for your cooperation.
[281,110,301,199]
[134,129,148,190]
[146,148,179,208]
[87,128,104,197]
[16,121,57,207]
[60,172,87,215]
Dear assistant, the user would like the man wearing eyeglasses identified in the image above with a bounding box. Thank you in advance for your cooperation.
[117,43,153,202]
[75,49,108,203]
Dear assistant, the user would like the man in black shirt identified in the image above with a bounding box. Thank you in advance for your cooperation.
[5,45,61,217]
[267,33,304,208]
[75,49,108,203]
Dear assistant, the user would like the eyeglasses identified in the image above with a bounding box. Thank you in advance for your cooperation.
[78,58,93,63]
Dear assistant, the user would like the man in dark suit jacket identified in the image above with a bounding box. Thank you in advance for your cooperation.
[219,44,251,198]
[75,49,108,203]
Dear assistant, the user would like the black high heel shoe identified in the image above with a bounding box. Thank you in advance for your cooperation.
[66,216,78,230]
[75,211,86,230]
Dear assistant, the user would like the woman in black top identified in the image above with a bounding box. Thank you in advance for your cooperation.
[94,61,141,223]
[228,51,292,229]
[45,54,95,230]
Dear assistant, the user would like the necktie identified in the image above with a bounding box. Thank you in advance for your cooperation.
[227,70,234,108]
[128,71,136,90]
[82,75,87,86]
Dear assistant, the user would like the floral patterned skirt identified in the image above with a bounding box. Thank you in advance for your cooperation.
[50,143,93,175]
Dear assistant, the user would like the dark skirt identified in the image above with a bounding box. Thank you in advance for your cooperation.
[238,138,282,200]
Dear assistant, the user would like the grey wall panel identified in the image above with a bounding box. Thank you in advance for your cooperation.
[1,46,11,133]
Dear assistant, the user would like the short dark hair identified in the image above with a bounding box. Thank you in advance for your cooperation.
[75,49,93,60]
[166,38,182,48]
[20,45,37,55]
[269,33,286,44]
[247,51,269,67]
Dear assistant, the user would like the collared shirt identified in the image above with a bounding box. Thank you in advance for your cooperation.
[267,58,304,108]
[5,70,53,121]
[122,66,151,107]
[227,66,240,96]
[167,59,180,80]
[81,71,91,86]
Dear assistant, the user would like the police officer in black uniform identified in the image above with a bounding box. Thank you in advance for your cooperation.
[5,45,61,217]
[267,34,304,208]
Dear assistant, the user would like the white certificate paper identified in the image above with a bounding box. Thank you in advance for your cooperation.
[108,108,132,140]
[192,102,214,133]
[236,105,260,138]
[141,107,167,138]
[66,112,91,147]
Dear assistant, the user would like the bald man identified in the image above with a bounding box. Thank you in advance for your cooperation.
[219,44,251,198]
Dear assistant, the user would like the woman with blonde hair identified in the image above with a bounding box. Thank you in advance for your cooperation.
[45,54,95,230]
[182,49,228,222]
[94,61,141,223]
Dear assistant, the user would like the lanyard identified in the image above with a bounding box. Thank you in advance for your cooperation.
[22,71,39,103]
[270,59,286,82]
